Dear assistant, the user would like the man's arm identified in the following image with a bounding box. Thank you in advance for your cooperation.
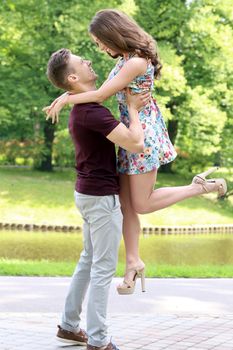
[68,57,147,104]
[106,91,149,153]
[44,57,148,124]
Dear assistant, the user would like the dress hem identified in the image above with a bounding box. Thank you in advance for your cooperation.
[117,154,177,175]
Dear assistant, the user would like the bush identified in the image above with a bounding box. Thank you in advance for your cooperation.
[52,129,74,167]
[0,139,43,166]
[0,131,75,168]
[0,128,76,168]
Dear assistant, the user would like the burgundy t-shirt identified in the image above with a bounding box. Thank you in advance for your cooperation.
[69,102,120,196]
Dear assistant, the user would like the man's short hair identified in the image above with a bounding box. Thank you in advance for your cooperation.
[47,48,74,90]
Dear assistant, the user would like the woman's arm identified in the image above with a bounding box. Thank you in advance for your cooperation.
[99,77,110,88]
[45,57,148,123]
[107,89,149,153]
[68,57,147,104]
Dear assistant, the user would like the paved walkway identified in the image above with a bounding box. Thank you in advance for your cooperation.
[1,277,233,350]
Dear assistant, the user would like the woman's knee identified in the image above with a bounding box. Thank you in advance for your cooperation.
[131,199,148,214]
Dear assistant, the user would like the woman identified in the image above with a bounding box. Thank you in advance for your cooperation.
[44,9,227,295]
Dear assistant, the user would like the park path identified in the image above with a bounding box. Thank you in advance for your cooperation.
[0,277,233,349]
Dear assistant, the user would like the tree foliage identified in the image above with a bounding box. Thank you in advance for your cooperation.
[135,0,232,172]
[0,0,232,174]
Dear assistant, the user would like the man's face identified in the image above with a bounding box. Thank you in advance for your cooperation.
[91,34,120,59]
[68,54,98,86]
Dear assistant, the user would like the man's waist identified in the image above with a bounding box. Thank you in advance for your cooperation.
[76,176,119,196]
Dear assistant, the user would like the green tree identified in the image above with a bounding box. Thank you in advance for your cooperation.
[178,0,233,171]
[0,0,121,170]
[1,0,232,177]
[134,0,232,174]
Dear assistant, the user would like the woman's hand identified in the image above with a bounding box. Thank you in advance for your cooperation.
[126,88,151,111]
[43,92,69,124]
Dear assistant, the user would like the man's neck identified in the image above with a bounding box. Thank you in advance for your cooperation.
[70,83,96,94]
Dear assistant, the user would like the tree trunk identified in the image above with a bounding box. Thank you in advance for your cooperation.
[160,119,178,173]
[38,121,55,171]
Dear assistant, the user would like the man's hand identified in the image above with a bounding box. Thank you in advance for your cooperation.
[42,92,69,124]
[126,88,151,111]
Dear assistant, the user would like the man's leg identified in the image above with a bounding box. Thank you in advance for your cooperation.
[86,195,123,347]
[60,221,92,333]
[60,193,93,333]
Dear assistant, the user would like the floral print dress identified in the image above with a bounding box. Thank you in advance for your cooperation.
[108,53,177,175]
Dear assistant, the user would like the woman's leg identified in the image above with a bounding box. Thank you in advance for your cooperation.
[129,169,217,214]
[119,174,144,277]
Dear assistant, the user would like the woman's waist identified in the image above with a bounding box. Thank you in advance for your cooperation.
[116,86,152,100]
[118,98,157,113]
[119,100,160,125]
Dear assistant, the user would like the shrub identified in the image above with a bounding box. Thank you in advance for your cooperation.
[0,139,43,166]
[53,129,74,167]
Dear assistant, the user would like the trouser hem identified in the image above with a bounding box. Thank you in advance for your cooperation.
[88,339,109,347]
[60,322,80,333]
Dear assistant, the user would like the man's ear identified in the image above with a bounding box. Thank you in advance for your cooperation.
[67,74,79,83]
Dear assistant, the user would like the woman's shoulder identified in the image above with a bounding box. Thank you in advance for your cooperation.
[124,55,148,75]
[125,53,148,64]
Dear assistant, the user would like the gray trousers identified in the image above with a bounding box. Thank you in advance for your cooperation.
[61,192,123,347]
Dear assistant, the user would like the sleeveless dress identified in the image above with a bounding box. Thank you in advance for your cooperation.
[108,53,177,175]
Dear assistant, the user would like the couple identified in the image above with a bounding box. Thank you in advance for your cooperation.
[45,9,227,350]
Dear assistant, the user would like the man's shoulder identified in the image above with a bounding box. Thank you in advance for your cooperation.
[70,102,119,135]
[75,103,114,119]
[83,102,112,115]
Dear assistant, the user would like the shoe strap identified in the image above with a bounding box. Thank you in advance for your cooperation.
[194,176,215,193]
[121,279,135,288]
[126,266,144,273]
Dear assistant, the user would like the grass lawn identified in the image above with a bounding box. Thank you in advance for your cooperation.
[1,259,233,278]
[0,166,233,226]
[0,167,233,277]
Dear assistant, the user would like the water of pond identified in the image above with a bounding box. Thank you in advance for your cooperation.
[138,233,233,265]
[0,231,233,265]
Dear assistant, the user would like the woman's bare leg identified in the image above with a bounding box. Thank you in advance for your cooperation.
[129,169,216,214]
[119,174,144,281]
[118,169,220,289]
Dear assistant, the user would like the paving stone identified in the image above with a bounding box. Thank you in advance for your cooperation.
[1,312,233,350]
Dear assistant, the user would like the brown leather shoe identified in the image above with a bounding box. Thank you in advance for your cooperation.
[87,342,120,350]
[56,325,87,345]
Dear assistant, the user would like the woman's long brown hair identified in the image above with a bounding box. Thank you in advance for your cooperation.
[89,9,162,79]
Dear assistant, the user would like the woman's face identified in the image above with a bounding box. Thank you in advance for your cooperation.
[91,34,120,58]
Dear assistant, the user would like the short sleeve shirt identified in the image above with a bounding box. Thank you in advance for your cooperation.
[69,103,120,196]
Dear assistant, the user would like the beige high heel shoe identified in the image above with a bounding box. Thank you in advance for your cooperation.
[117,266,146,295]
[192,167,227,198]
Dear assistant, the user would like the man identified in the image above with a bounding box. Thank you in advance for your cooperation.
[46,48,148,350]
